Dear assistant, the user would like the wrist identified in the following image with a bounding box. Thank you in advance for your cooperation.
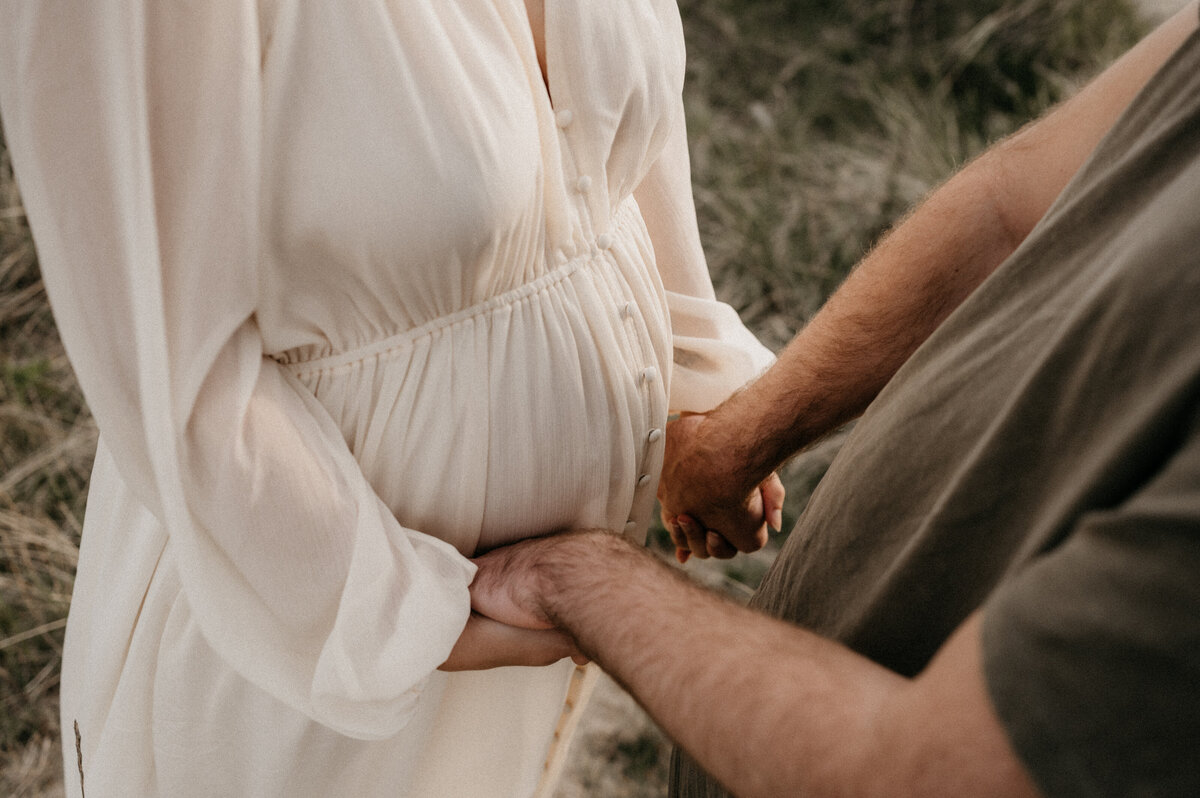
[661,414,759,514]
[703,391,786,493]
[534,531,655,628]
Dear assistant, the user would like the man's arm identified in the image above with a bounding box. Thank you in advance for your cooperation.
[470,529,1042,798]
[660,1,1200,557]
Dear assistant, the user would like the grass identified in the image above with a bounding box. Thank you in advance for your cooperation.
[1,137,94,796]
[0,0,1146,793]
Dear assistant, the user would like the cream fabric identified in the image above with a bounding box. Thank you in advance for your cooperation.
[0,2,773,796]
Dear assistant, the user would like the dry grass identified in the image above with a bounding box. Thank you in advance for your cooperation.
[681,0,1142,343]
[0,0,1146,793]
[1,139,92,797]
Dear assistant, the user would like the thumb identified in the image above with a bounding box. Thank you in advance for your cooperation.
[762,472,786,532]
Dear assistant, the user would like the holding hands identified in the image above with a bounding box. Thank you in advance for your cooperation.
[459,388,792,672]
[658,412,785,562]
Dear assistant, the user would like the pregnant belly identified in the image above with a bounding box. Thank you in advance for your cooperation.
[288,254,670,555]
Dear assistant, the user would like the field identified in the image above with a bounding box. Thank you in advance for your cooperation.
[0,0,1152,794]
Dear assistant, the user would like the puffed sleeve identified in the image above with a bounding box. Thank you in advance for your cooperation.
[0,2,473,739]
[634,107,775,414]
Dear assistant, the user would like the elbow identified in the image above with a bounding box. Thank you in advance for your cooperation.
[975,148,1038,261]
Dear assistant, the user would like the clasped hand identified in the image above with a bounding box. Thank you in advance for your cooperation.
[658,413,784,562]
[439,611,587,671]
[445,412,783,670]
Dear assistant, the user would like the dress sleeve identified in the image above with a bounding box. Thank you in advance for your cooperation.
[981,418,1200,798]
[634,112,775,415]
[0,2,473,740]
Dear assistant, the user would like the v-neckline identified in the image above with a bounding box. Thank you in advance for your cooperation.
[523,0,553,105]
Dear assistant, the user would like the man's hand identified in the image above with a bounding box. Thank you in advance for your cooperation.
[470,529,1043,798]
[438,611,586,671]
[467,534,571,632]
[658,413,785,561]
[469,530,640,631]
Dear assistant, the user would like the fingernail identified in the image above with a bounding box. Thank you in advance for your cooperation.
[769,509,783,533]
[676,548,691,564]
[706,531,721,552]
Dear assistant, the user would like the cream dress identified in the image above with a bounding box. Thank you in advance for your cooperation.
[0,1,772,796]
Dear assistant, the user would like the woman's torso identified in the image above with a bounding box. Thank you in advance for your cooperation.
[253,0,687,552]
[56,2,693,796]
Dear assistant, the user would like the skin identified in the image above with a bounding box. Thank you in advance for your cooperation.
[524,0,549,87]
[440,612,584,672]
[468,3,1200,793]
[471,530,1041,798]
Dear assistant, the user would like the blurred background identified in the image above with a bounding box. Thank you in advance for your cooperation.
[0,0,1173,794]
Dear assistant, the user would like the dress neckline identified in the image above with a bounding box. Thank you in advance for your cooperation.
[522,0,554,107]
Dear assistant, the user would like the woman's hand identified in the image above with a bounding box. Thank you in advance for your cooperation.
[658,413,785,562]
[438,612,587,672]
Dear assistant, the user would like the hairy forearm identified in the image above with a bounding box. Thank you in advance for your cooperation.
[699,2,1200,493]
[712,153,1019,485]
[534,532,902,797]
[658,153,1022,538]
[485,532,1040,798]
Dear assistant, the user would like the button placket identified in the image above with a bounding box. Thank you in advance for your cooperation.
[551,103,598,269]
[616,283,663,509]
[552,96,600,240]
[551,102,658,527]
[628,352,664,515]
